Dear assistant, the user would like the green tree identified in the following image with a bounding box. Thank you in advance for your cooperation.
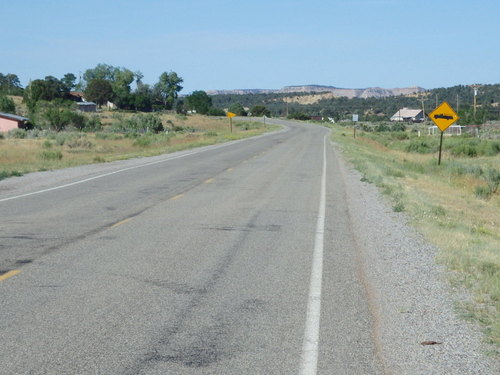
[44,106,73,131]
[154,71,183,109]
[85,79,114,107]
[0,73,23,95]
[111,69,135,107]
[228,102,247,116]
[61,73,77,92]
[0,95,16,113]
[185,91,212,115]
[250,105,271,117]
[83,64,118,84]
[134,93,153,112]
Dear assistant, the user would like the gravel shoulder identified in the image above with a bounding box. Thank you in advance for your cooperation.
[332,140,499,374]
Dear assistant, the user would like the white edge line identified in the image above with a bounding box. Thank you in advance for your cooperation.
[300,135,327,375]
[0,126,289,203]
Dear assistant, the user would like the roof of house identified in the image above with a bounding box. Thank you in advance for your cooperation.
[0,112,30,122]
[69,91,85,98]
[391,108,423,118]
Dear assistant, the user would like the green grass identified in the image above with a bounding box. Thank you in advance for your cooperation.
[325,123,500,352]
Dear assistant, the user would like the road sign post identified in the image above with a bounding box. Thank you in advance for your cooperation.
[428,101,460,165]
[352,114,358,138]
[227,111,237,133]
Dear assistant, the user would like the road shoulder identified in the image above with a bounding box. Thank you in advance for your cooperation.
[330,140,498,374]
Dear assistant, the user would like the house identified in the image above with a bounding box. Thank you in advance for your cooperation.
[0,112,30,132]
[77,102,97,113]
[69,91,85,102]
[390,108,424,122]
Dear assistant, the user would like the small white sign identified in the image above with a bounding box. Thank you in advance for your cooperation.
[352,114,359,122]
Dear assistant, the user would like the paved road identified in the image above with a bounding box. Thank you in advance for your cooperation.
[0,120,383,374]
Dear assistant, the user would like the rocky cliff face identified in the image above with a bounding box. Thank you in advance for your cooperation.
[207,85,426,98]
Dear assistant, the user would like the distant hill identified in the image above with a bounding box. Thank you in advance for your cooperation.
[207,85,426,98]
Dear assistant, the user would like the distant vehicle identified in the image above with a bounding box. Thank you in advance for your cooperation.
[434,114,454,120]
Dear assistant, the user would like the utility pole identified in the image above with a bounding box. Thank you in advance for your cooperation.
[456,94,459,113]
[472,84,480,118]
[420,94,426,122]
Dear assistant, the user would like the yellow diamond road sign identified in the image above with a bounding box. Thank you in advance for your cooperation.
[227,112,237,118]
[429,101,459,132]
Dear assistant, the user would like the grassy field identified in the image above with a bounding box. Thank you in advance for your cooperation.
[326,122,499,353]
[0,112,274,180]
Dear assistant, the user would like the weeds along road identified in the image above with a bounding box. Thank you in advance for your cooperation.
[1,120,493,374]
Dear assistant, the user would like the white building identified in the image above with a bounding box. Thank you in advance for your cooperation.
[390,108,424,122]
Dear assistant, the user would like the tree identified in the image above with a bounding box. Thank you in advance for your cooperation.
[0,95,16,113]
[83,63,118,84]
[0,73,23,95]
[185,91,212,114]
[250,105,271,117]
[85,78,114,107]
[61,73,77,92]
[154,71,183,109]
[43,106,73,131]
[228,102,247,116]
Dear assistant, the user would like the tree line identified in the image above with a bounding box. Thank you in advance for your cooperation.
[210,84,500,124]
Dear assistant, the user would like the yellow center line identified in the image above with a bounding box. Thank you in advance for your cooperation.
[0,270,21,282]
[170,194,185,200]
[110,218,132,228]
[226,168,234,172]
[204,178,215,184]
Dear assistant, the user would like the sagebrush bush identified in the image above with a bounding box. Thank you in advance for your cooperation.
[39,150,63,160]
[7,128,27,139]
[405,139,434,153]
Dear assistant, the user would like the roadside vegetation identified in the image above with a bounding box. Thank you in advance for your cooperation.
[325,120,499,352]
[0,111,272,179]
[1,65,275,179]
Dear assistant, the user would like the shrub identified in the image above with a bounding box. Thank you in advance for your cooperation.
[450,142,478,157]
[84,115,102,131]
[7,128,27,139]
[475,185,491,199]
[111,113,163,133]
[133,135,154,147]
[287,112,310,120]
[207,108,226,116]
[39,150,63,160]
[0,170,23,180]
[405,139,433,153]
[0,95,16,113]
[393,201,405,212]
[65,137,94,149]
[484,168,500,194]
[474,169,500,199]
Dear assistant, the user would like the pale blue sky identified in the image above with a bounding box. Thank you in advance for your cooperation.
[1,0,499,93]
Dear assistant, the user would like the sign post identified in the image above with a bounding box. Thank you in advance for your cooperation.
[428,101,460,165]
[227,111,237,133]
[352,114,358,138]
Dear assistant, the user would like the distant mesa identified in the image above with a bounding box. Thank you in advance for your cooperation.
[207,85,426,98]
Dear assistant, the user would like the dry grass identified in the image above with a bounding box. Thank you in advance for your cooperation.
[0,114,273,177]
[328,124,499,352]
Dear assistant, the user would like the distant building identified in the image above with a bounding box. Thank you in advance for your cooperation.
[0,112,30,132]
[69,91,85,102]
[77,102,97,112]
[390,108,424,122]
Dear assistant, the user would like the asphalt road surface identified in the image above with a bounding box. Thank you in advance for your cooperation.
[0,120,383,374]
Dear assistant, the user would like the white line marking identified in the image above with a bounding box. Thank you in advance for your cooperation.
[300,135,327,375]
[0,129,287,203]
